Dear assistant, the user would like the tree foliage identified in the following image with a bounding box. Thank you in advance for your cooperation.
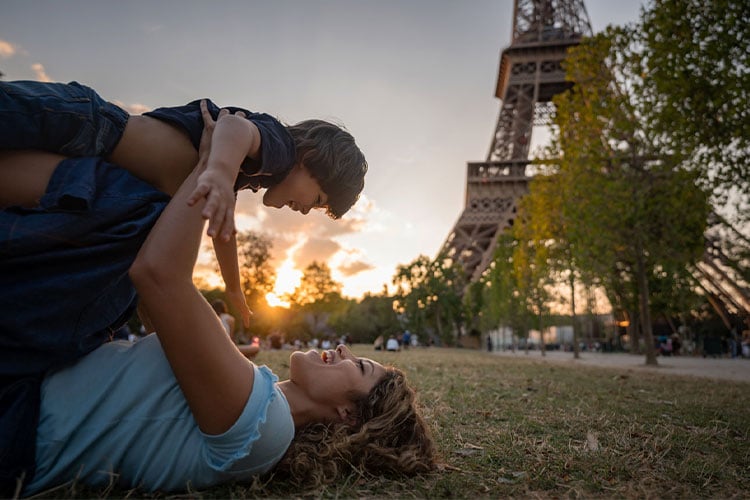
[641,0,750,213]
[235,230,276,311]
[478,233,533,345]
[289,261,342,307]
[535,26,712,363]
[393,254,466,345]
[284,261,344,341]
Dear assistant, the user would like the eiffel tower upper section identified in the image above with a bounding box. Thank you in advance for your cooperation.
[441,0,592,282]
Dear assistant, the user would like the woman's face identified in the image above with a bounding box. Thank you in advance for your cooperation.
[263,163,328,215]
[289,344,386,412]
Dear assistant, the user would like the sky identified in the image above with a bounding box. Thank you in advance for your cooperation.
[0,0,645,302]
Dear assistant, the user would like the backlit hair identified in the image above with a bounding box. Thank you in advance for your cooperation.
[286,120,367,219]
[273,367,436,488]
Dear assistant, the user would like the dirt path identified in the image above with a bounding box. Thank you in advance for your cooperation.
[492,349,750,383]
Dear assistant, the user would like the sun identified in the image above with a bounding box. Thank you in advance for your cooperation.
[264,250,303,309]
[265,292,290,308]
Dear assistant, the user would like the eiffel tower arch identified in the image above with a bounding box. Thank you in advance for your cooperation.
[441,0,592,282]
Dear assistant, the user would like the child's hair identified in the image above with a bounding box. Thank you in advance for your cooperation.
[286,120,368,219]
[211,299,227,315]
[273,367,437,488]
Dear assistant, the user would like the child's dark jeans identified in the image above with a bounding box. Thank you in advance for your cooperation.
[0,79,128,156]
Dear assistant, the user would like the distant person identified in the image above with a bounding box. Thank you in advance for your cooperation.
[386,335,400,352]
[402,330,411,350]
[237,336,261,361]
[212,299,236,339]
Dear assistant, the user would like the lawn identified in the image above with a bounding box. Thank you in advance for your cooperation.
[38,345,750,499]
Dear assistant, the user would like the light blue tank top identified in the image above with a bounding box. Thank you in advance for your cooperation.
[24,334,294,494]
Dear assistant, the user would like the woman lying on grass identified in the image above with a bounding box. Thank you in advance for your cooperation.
[4,118,435,496]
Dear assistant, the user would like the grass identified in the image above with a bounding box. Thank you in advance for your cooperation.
[33,346,750,499]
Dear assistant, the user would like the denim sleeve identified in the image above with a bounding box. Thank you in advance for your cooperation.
[144,100,296,191]
[0,80,128,156]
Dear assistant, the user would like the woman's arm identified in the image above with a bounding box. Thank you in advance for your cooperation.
[129,111,255,436]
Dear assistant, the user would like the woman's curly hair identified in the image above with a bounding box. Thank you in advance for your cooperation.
[286,119,367,220]
[273,367,436,488]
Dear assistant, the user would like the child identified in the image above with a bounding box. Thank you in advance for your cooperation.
[1,79,367,348]
[0,79,368,238]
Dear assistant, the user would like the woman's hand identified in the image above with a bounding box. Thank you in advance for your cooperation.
[187,100,244,241]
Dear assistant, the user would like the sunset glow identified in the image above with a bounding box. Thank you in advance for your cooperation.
[266,243,304,308]
[265,292,290,309]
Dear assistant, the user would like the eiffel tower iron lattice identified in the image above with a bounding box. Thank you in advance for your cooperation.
[440,0,592,283]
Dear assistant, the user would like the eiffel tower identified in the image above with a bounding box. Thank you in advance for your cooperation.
[440,0,592,282]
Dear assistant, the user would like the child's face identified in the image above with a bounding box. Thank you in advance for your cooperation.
[263,163,328,215]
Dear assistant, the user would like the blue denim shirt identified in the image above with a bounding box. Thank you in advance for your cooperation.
[0,157,169,376]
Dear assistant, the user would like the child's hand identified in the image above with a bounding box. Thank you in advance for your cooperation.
[226,287,253,328]
[187,100,244,241]
[193,168,236,240]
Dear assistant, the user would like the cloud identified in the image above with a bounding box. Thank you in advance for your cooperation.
[230,189,387,294]
[0,39,16,58]
[294,237,341,269]
[31,63,52,82]
[338,260,375,277]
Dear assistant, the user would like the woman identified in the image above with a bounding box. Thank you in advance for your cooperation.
[3,124,435,496]
[0,87,366,484]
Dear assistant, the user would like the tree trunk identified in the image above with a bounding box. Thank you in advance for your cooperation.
[634,239,658,365]
[539,304,546,357]
[571,272,580,359]
[628,309,642,354]
[434,304,443,344]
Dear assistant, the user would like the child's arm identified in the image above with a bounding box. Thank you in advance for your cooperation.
[188,101,261,242]
[213,233,252,328]
[193,102,252,325]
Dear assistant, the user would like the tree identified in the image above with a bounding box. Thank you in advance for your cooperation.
[641,0,750,217]
[479,233,533,350]
[545,27,711,365]
[289,261,341,306]
[393,254,465,345]
[203,230,279,339]
[235,230,276,311]
[330,292,401,344]
[513,170,586,355]
[287,261,344,341]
